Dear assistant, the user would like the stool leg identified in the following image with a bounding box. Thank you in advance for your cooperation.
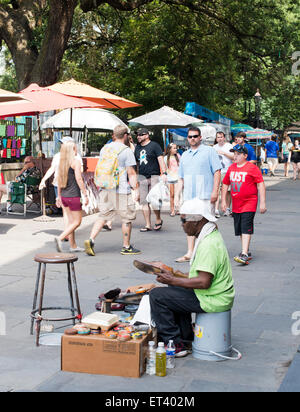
[70,262,82,321]
[31,262,41,335]
[36,263,46,347]
[67,263,75,324]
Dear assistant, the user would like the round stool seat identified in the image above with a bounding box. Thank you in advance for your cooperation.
[34,253,78,264]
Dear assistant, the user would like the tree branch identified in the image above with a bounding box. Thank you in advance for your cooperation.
[80,0,153,12]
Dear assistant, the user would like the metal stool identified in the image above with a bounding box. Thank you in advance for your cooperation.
[30,253,82,346]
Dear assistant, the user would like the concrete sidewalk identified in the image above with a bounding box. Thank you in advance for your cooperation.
[0,169,300,392]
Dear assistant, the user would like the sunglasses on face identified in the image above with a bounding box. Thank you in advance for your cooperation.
[187,134,200,139]
[137,133,147,137]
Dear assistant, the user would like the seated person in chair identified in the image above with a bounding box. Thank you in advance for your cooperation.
[149,198,235,357]
[0,157,41,212]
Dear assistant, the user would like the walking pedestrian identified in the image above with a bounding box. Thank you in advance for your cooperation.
[134,128,167,232]
[164,143,181,216]
[55,141,88,253]
[84,125,140,256]
[39,136,83,239]
[265,134,279,176]
[291,139,300,180]
[234,132,257,164]
[213,131,234,217]
[221,145,267,265]
[281,134,293,177]
[175,127,221,263]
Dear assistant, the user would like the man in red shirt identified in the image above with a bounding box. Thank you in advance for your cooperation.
[221,145,267,265]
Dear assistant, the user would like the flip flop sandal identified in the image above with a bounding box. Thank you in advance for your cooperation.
[175,255,191,263]
[140,227,152,232]
[153,220,163,231]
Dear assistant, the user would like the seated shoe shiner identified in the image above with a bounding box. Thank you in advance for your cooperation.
[149,198,235,357]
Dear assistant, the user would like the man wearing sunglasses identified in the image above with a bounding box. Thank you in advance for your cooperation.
[175,127,222,262]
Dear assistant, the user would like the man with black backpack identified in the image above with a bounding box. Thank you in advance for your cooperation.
[84,125,141,256]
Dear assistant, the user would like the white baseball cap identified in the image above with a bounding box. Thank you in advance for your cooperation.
[180,198,217,222]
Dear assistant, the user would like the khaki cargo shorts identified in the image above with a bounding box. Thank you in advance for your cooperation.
[98,190,136,223]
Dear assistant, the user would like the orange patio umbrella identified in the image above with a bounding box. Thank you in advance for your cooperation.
[48,78,142,110]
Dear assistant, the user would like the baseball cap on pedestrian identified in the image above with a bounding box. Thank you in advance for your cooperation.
[137,128,149,136]
[230,145,248,154]
[59,136,75,144]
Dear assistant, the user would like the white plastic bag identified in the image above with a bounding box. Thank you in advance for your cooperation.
[146,179,169,210]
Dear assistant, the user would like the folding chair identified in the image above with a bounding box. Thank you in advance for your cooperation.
[7,182,27,217]
[7,176,42,217]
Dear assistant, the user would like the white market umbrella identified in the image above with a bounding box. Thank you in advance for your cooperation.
[129,105,203,148]
[129,105,203,128]
[41,108,128,131]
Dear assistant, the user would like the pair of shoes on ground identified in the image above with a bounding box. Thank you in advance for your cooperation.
[233,252,252,265]
[84,238,141,256]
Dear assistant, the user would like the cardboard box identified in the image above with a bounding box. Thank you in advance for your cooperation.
[61,332,153,378]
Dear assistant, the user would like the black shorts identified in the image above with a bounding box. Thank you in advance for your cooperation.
[233,211,255,236]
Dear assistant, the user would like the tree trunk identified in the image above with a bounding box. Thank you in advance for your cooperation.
[0,0,77,90]
[30,0,78,87]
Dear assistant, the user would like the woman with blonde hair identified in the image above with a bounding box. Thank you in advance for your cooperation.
[164,143,181,216]
[281,133,293,177]
[55,141,88,252]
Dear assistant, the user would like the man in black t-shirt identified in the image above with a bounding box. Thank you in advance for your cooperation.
[134,128,167,232]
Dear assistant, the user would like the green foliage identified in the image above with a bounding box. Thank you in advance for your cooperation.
[1,0,299,132]
[59,0,300,130]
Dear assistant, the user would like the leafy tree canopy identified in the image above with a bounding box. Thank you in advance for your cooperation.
[0,0,299,129]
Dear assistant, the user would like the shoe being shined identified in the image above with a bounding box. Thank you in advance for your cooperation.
[84,239,95,256]
[175,342,192,358]
[120,245,141,255]
[234,253,250,265]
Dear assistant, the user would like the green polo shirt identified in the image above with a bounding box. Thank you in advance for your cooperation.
[189,230,235,313]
